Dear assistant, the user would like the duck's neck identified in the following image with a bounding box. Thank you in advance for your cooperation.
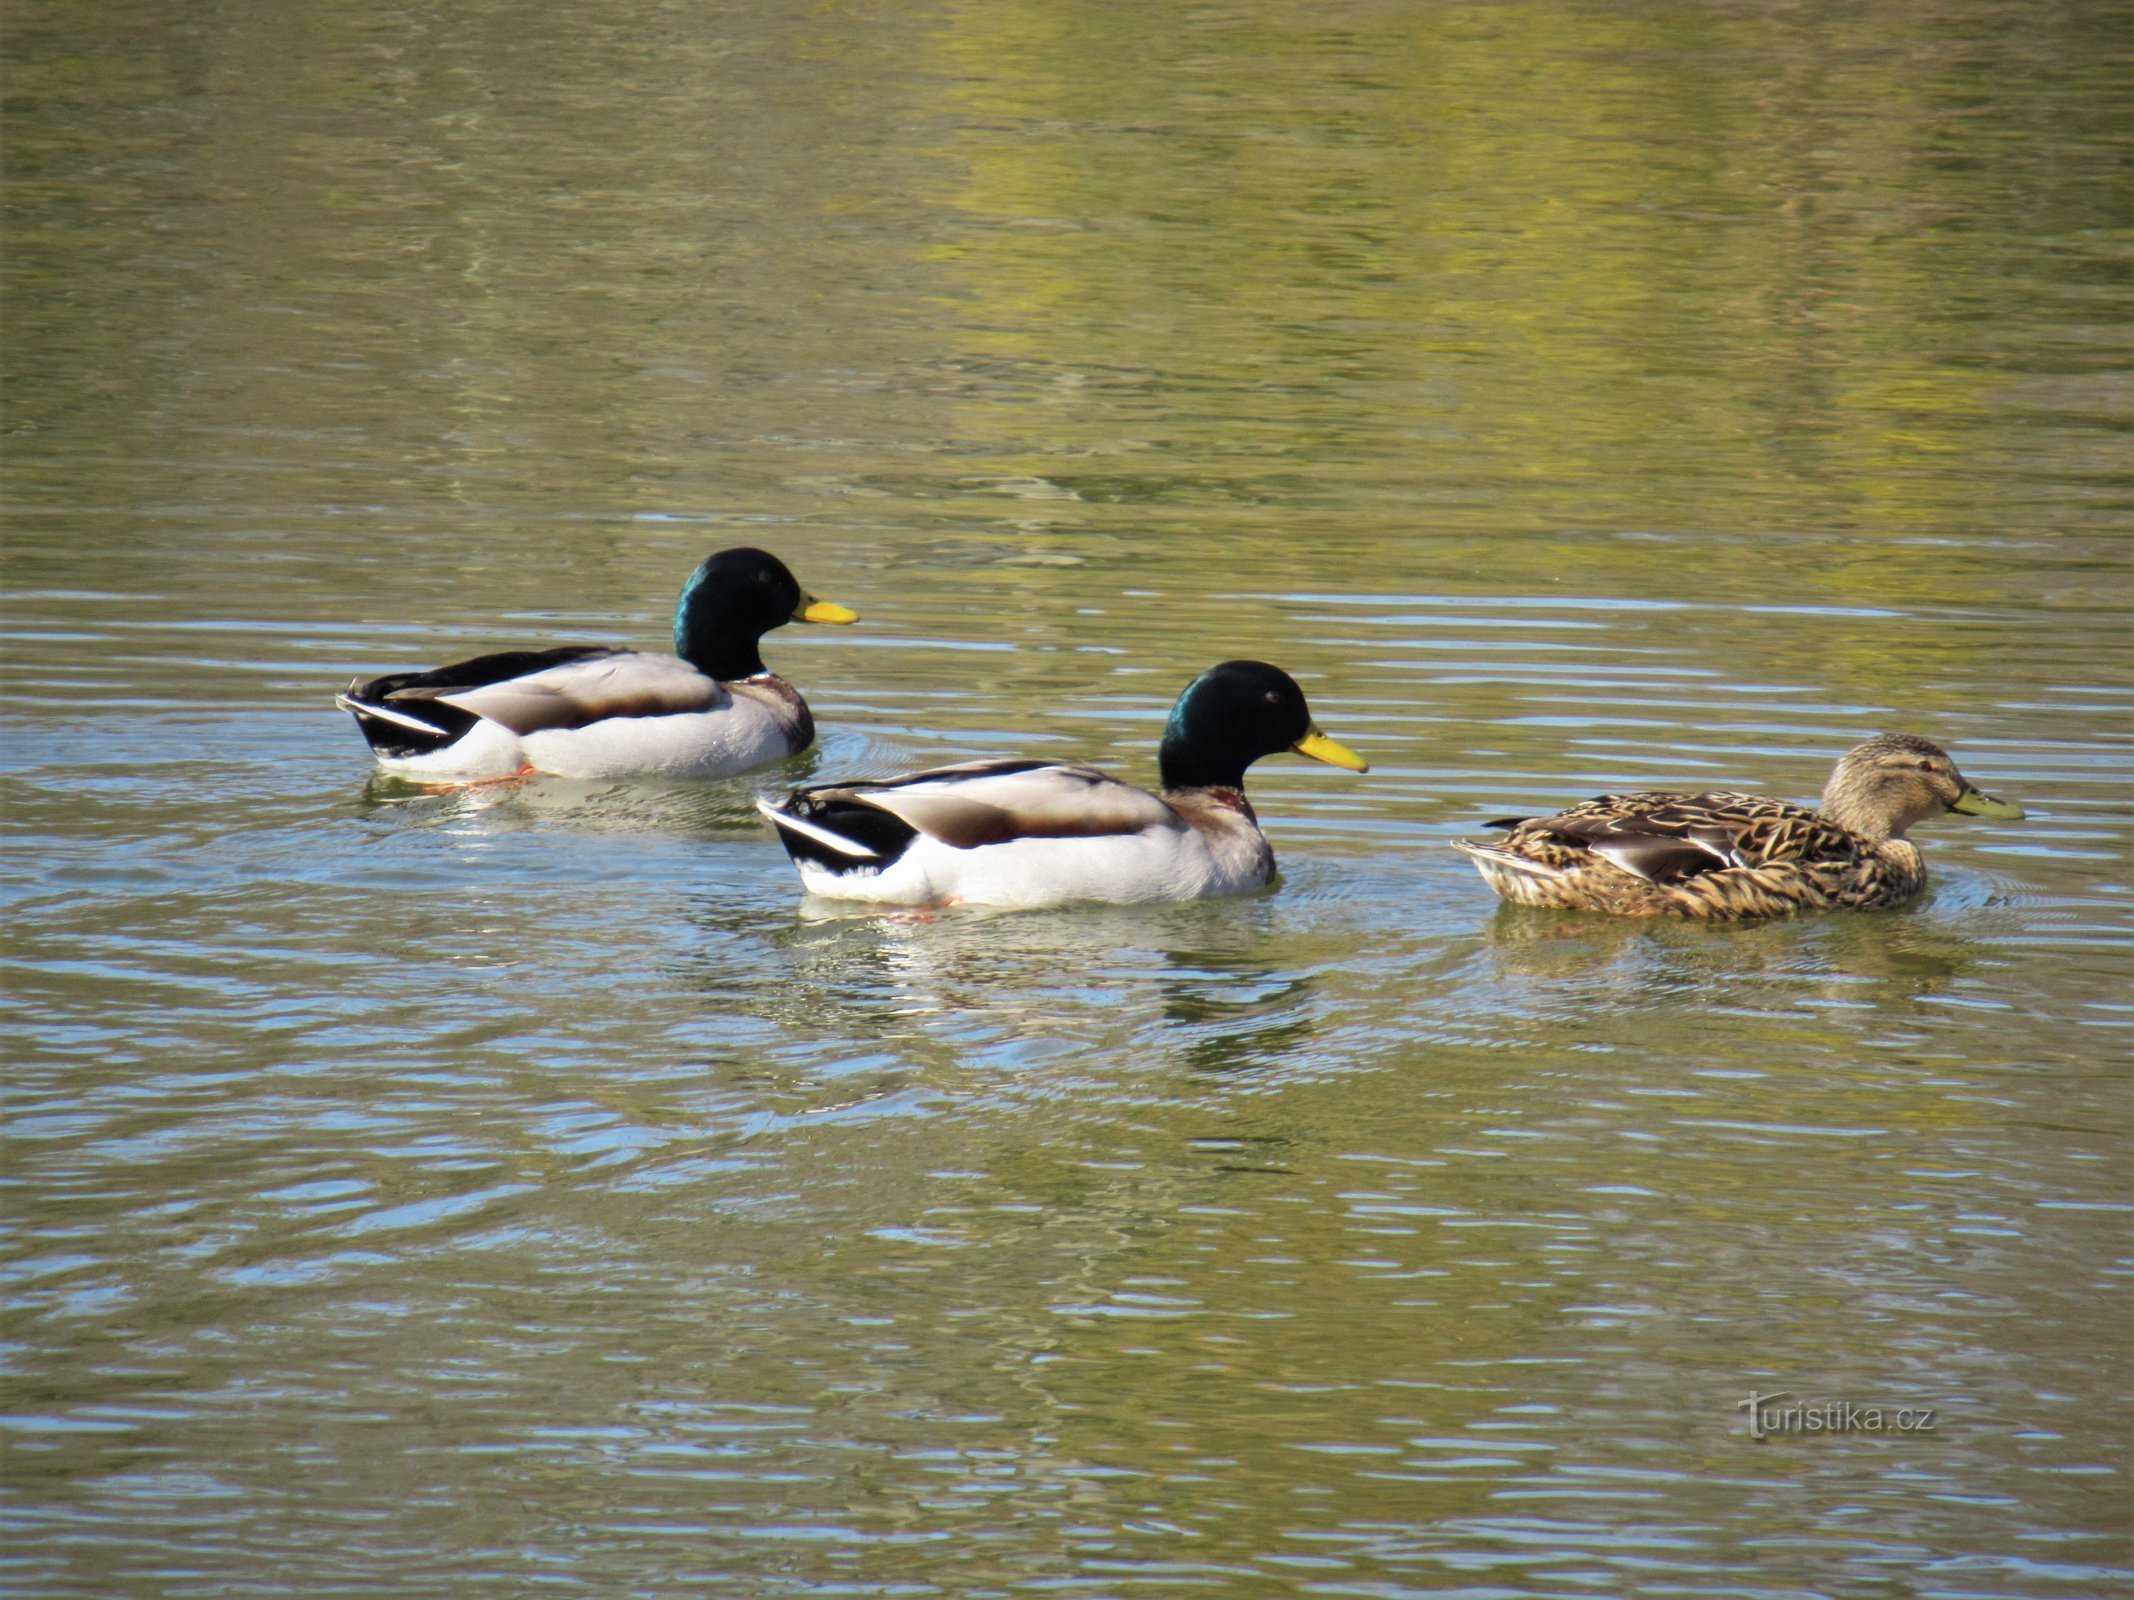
[674,589,768,681]
[1159,740,1248,795]
[1819,776,1900,841]
[1171,783,1258,826]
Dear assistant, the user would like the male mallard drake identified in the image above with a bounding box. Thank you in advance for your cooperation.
[1454,733,2024,919]
[337,547,857,781]
[756,659,1368,907]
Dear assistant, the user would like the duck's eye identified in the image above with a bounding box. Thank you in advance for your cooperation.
[1264,690,1282,705]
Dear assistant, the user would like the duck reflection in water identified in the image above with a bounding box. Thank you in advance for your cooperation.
[359,767,785,839]
[1158,938,1321,1077]
[1473,896,1993,1021]
[715,899,1328,1080]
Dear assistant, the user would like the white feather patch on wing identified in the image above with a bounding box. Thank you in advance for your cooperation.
[437,652,720,735]
[336,692,447,735]
[1451,840,1560,878]
[755,798,882,860]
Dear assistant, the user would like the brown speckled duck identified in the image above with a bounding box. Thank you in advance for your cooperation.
[1454,734,2025,920]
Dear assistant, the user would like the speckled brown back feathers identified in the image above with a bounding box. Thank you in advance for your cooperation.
[1454,736,2021,921]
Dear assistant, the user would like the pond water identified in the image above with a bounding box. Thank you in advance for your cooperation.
[4,1,2130,1595]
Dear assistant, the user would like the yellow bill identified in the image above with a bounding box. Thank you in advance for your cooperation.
[1293,726,1368,773]
[1950,783,2024,820]
[797,597,859,625]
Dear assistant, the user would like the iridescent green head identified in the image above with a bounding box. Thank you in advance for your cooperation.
[672,547,856,679]
[1157,659,1367,793]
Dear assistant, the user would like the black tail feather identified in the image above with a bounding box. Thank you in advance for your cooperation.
[339,686,470,759]
[338,646,615,760]
[767,794,919,872]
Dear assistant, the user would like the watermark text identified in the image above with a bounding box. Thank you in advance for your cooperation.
[1739,1390,1937,1440]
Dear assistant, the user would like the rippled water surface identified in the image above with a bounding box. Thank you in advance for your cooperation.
[5,1,2131,1594]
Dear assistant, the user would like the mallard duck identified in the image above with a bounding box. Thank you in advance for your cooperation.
[756,659,1368,907]
[1454,733,2025,919]
[337,547,857,781]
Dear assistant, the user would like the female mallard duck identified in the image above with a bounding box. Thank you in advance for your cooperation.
[337,547,857,781]
[1454,733,2024,919]
[756,660,1368,907]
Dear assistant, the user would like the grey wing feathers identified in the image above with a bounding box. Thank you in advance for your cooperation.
[805,761,1184,849]
[435,652,720,735]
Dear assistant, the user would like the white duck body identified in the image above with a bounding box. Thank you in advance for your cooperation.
[523,674,805,779]
[759,761,1277,908]
[340,650,813,781]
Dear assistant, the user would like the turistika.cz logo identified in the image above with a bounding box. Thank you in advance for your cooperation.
[1739,1390,1939,1440]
